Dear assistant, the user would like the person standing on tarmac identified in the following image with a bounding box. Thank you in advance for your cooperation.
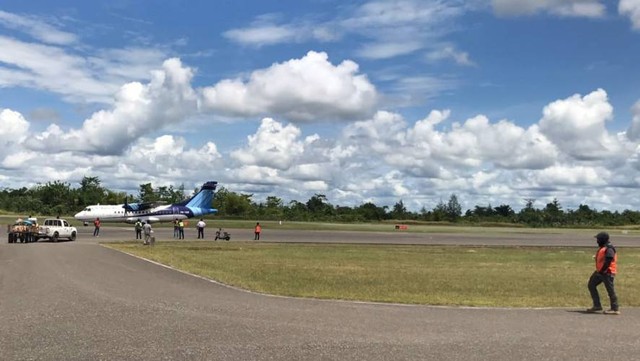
[143,221,153,245]
[134,219,143,240]
[178,219,185,239]
[196,218,206,239]
[93,217,101,237]
[254,222,261,240]
[173,219,179,238]
[586,231,620,315]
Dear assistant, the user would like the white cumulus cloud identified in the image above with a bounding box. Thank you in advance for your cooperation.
[535,165,607,186]
[200,51,378,122]
[27,58,198,155]
[0,108,30,164]
[0,108,224,191]
[120,135,222,182]
[619,0,640,29]
[538,89,616,160]
[230,118,307,170]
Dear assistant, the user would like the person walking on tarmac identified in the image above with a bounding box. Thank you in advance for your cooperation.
[586,232,620,315]
[173,218,179,238]
[196,218,206,239]
[93,217,101,237]
[254,222,261,240]
[178,219,185,239]
[134,219,143,240]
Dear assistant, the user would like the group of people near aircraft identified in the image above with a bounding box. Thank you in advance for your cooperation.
[90,214,260,243]
[128,218,260,243]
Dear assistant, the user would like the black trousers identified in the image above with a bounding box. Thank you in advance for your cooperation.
[588,271,618,310]
[198,227,204,238]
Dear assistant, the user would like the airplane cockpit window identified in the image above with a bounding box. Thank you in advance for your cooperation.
[85,208,91,212]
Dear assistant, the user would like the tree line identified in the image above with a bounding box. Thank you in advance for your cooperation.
[1,177,640,227]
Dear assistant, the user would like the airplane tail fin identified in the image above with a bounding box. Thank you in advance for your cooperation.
[177,181,218,211]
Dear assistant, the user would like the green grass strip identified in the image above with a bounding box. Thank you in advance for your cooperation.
[106,241,639,308]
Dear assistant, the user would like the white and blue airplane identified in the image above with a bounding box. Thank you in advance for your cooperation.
[74,181,218,224]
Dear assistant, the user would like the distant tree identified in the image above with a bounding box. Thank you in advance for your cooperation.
[263,196,284,220]
[419,206,432,221]
[170,184,187,203]
[306,194,327,213]
[33,181,74,214]
[284,200,308,221]
[335,205,358,222]
[391,200,408,220]
[357,202,388,221]
[212,187,251,217]
[599,210,618,226]
[157,186,170,202]
[78,176,105,206]
[494,204,515,218]
[432,200,447,222]
[472,204,494,218]
[266,196,283,209]
[543,198,564,225]
[229,193,253,217]
[518,198,543,226]
[445,194,462,222]
[565,204,596,226]
[305,194,334,220]
[620,209,640,224]
[138,183,156,202]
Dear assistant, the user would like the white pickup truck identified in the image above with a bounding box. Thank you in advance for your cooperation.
[36,218,77,242]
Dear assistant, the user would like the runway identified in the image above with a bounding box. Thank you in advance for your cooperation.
[74,224,640,247]
[2,226,639,360]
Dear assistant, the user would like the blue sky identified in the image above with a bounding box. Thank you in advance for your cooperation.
[2,0,640,212]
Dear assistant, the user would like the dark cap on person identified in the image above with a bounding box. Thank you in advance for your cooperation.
[594,231,609,241]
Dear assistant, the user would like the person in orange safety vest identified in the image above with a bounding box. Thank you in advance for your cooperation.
[586,232,619,315]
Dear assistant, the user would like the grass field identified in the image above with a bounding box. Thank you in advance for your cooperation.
[106,241,640,308]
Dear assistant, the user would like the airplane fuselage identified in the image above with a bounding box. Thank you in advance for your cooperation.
[74,204,211,224]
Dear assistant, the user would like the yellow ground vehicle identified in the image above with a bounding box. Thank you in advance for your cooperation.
[7,218,39,243]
